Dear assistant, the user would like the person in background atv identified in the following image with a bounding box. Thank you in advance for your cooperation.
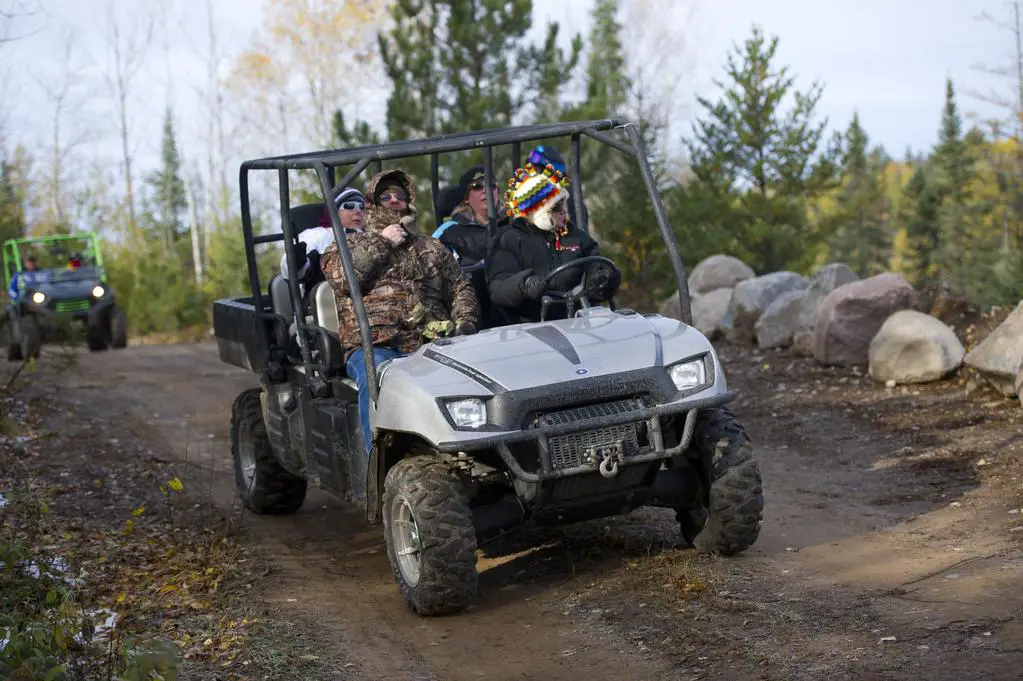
[320,168,480,457]
[67,253,82,270]
[7,256,38,302]
[432,165,505,265]
[280,187,365,281]
[525,145,588,229]
[486,162,619,326]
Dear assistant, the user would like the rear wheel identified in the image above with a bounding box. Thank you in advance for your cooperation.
[677,406,763,555]
[383,455,478,616]
[230,388,307,514]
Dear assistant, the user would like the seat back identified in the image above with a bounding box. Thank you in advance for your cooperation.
[291,203,327,234]
[313,281,339,334]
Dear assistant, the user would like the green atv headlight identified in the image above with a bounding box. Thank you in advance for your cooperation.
[91,285,105,298]
[31,291,46,304]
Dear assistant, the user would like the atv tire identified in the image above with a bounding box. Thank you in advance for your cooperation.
[110,307,128,349]
[86,320,109,352]
[230,388,307,514]
[20,315,41,360]
[677,406,763,555]
[383,455,478,616]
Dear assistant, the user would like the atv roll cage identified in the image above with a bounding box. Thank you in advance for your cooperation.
[238,119,693,404]
[3,232,108,284]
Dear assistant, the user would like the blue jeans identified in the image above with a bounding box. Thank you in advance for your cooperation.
[345,346,406,457]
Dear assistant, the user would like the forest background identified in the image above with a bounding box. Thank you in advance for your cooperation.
[1,0,1022,337]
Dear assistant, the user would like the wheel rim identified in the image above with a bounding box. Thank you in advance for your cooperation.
[237,426,257,492]
[391,498,422,587]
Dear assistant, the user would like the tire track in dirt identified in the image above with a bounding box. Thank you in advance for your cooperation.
[58,341,686,681]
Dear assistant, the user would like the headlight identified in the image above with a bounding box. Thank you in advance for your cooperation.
[668,358,707,392]
[445,398,486,428]
[31,291,46,304]
[91,285,105,298]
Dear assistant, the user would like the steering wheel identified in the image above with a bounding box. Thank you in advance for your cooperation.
[539,255,621,320]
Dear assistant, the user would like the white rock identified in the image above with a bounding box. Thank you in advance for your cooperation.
[755,290,806,349]
[868,310,965,384]
[688,255,756,296]
[691,288,733,339]
[963,301,1023,396]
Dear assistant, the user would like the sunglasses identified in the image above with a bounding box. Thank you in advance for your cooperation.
[469,179,497,192]
[339,201,364,211]
[378,190,408,203]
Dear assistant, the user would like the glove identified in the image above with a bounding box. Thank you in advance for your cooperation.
[454,321,477,336]
[423,319,456,340]
[522,274,548,300]
[585,266,621,301]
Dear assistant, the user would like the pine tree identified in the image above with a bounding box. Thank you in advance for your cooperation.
[376,0,581,222]
[904,164,941,285]
[681,25,841,273]
[146,107,187,250]
[932,79,978,294]
[828,113,889,275]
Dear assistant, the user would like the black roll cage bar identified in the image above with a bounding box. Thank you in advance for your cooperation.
[238,118,693,404]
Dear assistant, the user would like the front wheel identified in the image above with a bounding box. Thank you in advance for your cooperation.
[230,388,307,514]
[677,406,763,555]
[383,456,478,616]
[20,315,41,359]
[110,307,128,348]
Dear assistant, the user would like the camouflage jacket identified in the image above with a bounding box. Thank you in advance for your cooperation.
[320,169,480,359]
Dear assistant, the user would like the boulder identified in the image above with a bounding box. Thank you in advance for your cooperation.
[692,287,733,339]
[868,310,965,384]
[726,271,809,344]
[688,255,756,296]
[963,301,1023,396]
[791,263,860,356]
[1016,359,1022,407]
[660,291,684,321]
[813,273,917,367]
[755,290,806,349]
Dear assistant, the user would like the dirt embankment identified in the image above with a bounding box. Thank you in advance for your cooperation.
[3,333,1021,681]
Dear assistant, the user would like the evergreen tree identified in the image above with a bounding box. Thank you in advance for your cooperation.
[146,107,187,249]
[828,113,889,275]
[932,79,978,294]
[903,164,941,285]
[680,25,841,273]
[376,0,581,222]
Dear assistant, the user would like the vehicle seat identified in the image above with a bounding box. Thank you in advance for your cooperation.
[310,281,345,376]
[268,273,294,347]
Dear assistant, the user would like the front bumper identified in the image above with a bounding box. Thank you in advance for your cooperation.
[22,296,114,324]
[435,390,735,483]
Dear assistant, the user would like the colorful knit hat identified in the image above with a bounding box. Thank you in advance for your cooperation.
[504,162,570,232]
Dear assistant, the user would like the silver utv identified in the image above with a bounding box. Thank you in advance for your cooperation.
[213,119,764,617]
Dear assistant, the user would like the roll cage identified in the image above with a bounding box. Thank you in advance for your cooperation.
[238,119,693,405]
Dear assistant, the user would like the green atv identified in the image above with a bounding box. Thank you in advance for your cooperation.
[3,232,127,359]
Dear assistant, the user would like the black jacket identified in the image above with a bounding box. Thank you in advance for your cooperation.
[433,212,491,266]
[486,218,615,325]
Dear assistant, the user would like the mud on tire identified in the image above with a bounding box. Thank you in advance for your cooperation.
[678,406,763,555]
[383,455,478,616]
[230,388,307,514]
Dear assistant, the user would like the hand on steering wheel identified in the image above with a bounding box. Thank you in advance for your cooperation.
[539,255,621,320]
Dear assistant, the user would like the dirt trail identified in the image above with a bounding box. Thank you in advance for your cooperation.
[53,341,1023,680]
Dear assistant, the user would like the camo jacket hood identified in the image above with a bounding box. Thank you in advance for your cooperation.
[364,169,419,234]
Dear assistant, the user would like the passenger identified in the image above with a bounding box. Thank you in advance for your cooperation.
[319,169,480,457]
[7,256,38,302]
[280,187,365,281]
[486,162,619,326]
[432,165,505,266]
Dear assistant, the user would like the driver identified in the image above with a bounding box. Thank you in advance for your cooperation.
[319,168,480,458]
[486,162,620,325]
[7,256,38,302]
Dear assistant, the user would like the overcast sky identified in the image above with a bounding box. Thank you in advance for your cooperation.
[0,0,1013,179]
